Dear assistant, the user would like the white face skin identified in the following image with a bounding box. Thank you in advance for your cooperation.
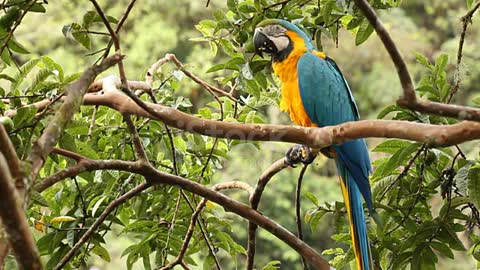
[255,24,291,54]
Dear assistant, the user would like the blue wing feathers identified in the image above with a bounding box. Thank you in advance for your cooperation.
[297,52,373,269]
[297,52,372,208]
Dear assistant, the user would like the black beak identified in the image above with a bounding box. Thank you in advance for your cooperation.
[253,28,270,57]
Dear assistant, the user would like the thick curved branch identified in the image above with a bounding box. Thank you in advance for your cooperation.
[34,159,140,192]
[0,153,41,270]
[87,88,480,147]
[54,183,150,270]
[352,0,415,102]
[34,157,330,269]
[0,124,22,189]
[10,83,480,148]
[353,0,480,121]
[27,54,123,181]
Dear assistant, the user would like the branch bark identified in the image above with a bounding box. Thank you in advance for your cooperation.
[84,88,480,147]
[34,157,330,269]
[0,153,41,270]
[353,0,480,121]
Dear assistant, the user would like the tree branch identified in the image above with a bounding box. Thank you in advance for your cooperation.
[94,87,480,146]
[448,1,480,103]
[33,157,330,269]
[247,158,289,270]
[123,114,148,161]
[54,182,150,270]
[10,80,480,149]
[160,181,253,270]
[0,153,41,270]
[27,53,123,181]
[147,54,237,102]
[353,0,480,121]
[352,0,415,103]
[296,164,309,270]
[0,124,22,189]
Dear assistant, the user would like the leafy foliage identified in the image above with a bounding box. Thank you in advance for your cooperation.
[1,0,480,270]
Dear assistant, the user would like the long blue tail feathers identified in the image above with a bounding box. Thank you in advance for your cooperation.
[334,139,373,270]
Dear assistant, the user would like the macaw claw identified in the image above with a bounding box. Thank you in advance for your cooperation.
[285,144,317,167]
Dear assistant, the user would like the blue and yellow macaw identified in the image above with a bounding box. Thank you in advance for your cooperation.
[253,19,374,269]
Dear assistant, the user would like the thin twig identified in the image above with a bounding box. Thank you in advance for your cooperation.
[52,147,88,162]
[88,105,98,141]
[54,183,150,270]
[160,181,253,270]
[89,0,128,86]
[124,114,148,161]
[296,164,309,270]
[247,158,289,270]
[378,145,426,202]
[448,1,480,103]
[74,177,88,218]
[161,191,183,265]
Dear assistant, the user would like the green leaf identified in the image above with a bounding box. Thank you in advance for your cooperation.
[8,38,29,54]
[355,19,374,45]
[90,195,108,217]
[468,164,480,209]
[11,58,41,93]
[1,49,12,66]
[372,175,397,200]
[467,0,475,9]
[435,53,448,74]
[29,3,46,13]
[415,52,433,69]
[12,105,37,127]
[72,30,91,50]
[377,105,402,119]
[372,139,412,154]
[437,223,466,251]
[92,244,111,262]
[31,190,49,207]
[173,136,187,152]
[430,241,454,259]
[261,260,281,270]
[377,143,421,178]
[304,192,319,206]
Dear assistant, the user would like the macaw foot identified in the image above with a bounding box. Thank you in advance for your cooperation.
[285,144,317,167]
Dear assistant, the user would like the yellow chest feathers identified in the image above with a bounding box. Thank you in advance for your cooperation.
[272,31,325,127]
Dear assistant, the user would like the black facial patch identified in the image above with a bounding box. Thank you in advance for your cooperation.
[254,31,278,55]
[272,40,293,62]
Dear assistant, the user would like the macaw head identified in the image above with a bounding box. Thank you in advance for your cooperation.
[253,19,313,61]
